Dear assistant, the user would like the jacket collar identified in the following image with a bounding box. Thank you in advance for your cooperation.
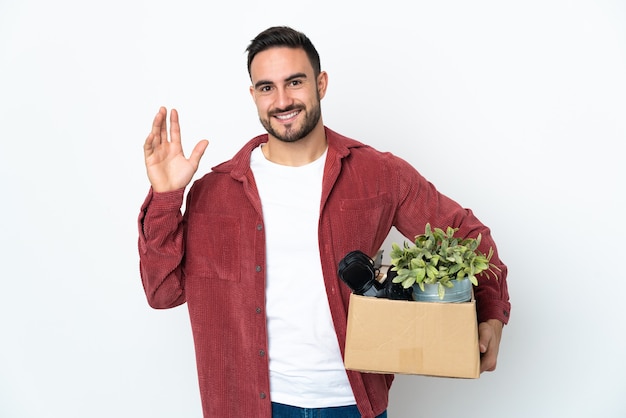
[211,126,367,182]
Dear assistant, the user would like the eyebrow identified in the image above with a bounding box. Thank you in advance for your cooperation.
[254,72,308,89]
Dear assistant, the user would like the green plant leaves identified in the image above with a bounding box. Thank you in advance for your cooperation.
[389,223,499,299]
[469,275,478,286]
[438,282,446,300]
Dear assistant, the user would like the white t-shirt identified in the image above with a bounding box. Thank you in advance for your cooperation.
[250,145,356,408]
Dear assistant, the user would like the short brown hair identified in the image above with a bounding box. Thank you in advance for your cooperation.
[246,26,321,78]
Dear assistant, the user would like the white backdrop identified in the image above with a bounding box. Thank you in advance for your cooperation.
[1,1,625,417]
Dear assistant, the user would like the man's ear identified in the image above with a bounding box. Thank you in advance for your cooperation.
[317,71,328,100]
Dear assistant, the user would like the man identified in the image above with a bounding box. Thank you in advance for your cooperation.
[139,26,510,418]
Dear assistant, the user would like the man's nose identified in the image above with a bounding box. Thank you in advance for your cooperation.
[274,87,294,110]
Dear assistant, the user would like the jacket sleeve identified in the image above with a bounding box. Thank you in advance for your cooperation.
[389,155,511,325]
[137,187,187,309]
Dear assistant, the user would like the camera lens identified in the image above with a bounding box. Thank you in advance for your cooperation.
[337,250,380,296]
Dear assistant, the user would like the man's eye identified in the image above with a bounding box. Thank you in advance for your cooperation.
[289,80,302,87]
[260,85,272,92]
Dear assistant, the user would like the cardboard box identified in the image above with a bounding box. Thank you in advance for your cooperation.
[344,293,480,378]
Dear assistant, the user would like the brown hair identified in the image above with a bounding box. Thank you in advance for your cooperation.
[246,26,321,78]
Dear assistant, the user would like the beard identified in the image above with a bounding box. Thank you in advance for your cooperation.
[259,100,322,143]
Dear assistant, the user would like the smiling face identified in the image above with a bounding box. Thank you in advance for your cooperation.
[249,47,327,143]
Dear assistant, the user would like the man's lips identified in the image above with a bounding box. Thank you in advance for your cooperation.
[273,110,300,121]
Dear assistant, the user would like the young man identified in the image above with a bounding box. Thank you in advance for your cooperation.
[139,26,510,418]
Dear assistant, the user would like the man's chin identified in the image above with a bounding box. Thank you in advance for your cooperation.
[268,126,305,143]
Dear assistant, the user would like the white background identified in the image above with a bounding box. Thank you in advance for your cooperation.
[1,1,625,417]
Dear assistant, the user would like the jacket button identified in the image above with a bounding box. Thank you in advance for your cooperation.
[260,392,266,399]
[259,349,266,357]
[256,265,262,272]
[257,224,263,231]
[256,307,262,314]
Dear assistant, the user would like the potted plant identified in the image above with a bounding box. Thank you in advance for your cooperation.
[389,223,500,302]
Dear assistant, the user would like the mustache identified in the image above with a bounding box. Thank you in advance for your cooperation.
[270,105,303,115]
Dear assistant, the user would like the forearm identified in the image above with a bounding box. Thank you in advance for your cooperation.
[138,188,187,309]
[473,259,510,324]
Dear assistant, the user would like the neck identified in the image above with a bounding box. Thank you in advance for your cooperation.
[262,124,327,166]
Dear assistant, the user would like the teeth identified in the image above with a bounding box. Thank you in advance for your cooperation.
[276,111,299,120]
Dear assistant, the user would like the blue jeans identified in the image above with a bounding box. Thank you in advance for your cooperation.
[271,402,387,417]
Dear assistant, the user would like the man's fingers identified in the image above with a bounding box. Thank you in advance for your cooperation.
[144,107,166,155]
[158,106,168,143]
[478,320,502,373]
[144,106,204,167]
[170,108,181,144]
[147,106,167,146]
[189,140,209,167]
[143,132,155,156]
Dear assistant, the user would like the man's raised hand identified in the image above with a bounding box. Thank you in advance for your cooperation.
[143,107,209,193]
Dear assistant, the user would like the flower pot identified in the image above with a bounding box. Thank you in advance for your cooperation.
[412,278,472,303]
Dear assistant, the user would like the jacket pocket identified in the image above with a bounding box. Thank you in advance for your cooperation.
[184,213,241,282]
[333,193,392,250]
